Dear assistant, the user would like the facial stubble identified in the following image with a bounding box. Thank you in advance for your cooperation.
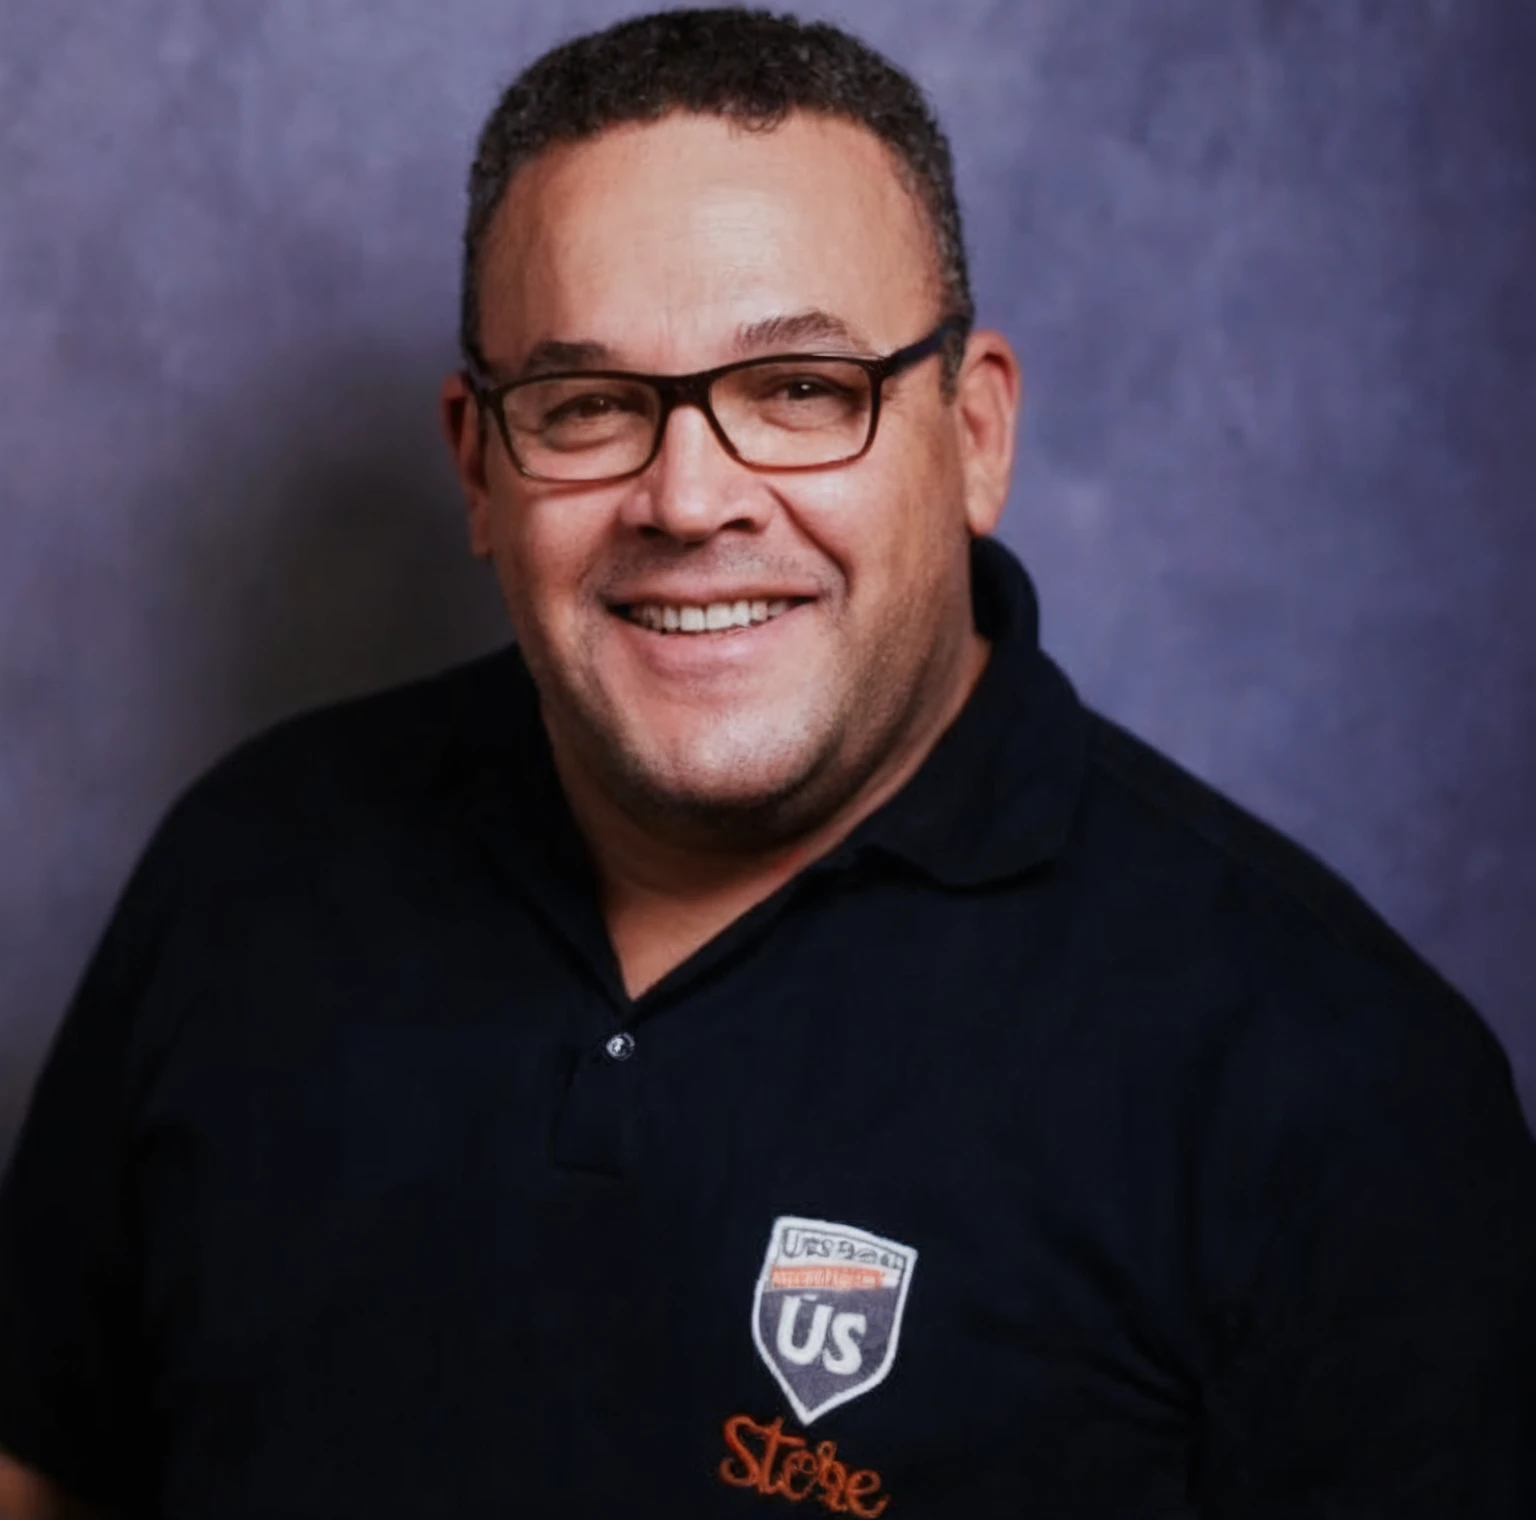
[533,547,974,856]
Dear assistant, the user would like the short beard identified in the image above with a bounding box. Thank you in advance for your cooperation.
[541,607,958,858]
[589,712,883,855]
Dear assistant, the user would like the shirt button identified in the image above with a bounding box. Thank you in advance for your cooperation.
[604,1031,636,1062]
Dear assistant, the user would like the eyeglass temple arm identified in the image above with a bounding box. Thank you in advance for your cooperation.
[880,317,970,379]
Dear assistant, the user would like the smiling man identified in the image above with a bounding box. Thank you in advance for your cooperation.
[445,100,1014,996]
[2,9,1534,1519]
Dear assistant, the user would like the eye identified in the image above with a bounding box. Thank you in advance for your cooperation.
[768,375,848,404]
[546,392,624,424]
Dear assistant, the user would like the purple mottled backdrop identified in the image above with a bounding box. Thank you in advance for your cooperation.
[2,0,1533,1154]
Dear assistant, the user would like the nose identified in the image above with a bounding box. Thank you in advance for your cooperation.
[618,398,773,542]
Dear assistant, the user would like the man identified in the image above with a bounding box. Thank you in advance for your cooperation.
[2,8,1533,1517]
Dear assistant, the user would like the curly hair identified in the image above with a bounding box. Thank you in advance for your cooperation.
[459,6,973,373]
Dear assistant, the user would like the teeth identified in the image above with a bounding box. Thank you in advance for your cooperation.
[624,599,800,634]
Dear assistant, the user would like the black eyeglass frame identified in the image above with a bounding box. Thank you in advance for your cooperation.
[463,316,970,484]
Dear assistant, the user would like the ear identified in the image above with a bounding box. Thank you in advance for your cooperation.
[952,329,1022,538]
[440,371,496,559]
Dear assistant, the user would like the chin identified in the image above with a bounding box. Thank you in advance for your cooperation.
[638,744,818,813]
[607,718,842,837]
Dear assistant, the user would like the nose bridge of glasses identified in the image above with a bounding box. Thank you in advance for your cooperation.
[652,368,742,459]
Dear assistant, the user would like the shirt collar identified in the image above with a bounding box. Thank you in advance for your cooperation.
[831,534,1088,887]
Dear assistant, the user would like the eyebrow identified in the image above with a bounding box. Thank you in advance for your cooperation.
[515,339,615,378]
[509,310,874,379]
[732,310,872,356]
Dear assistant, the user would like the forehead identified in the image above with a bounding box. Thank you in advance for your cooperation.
[478,111,941,366]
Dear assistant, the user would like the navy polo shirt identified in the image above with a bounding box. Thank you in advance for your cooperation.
[2,538,1533,1518]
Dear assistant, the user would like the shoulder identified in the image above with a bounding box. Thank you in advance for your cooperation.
[1078,711,1430,973]
[190,642,531,805]
[1065,714,1533,1321]
[62,646,542,1087]
[150,644,534,873]
[1068,707,1516,1104]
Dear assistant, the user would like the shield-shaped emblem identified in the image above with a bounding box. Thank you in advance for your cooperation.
[750,1215,918,1425]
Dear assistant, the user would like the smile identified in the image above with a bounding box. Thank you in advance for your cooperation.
[616,599,807,634]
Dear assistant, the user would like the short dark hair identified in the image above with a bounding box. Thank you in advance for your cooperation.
[459,6,973,373]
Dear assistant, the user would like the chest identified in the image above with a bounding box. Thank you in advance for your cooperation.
[128,883,1211,1517]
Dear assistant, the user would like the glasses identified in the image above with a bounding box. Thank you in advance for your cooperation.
[465,317,968,484]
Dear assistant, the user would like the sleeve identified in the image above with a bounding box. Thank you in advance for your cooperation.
[0,815,185,1510]
[1199,987,1536,1518]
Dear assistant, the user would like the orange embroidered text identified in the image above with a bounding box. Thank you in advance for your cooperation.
[769,1266,885,1291]
[719,1412,890,1517]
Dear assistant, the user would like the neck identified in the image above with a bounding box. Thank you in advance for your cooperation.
[550,628,992,998]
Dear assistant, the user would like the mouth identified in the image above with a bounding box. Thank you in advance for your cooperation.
[612,597,812,635]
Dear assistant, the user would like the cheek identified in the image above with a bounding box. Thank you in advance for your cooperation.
[789,443,959,609]
[489,490,605,643]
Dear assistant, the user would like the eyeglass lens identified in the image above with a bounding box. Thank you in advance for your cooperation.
[501,358,876,481]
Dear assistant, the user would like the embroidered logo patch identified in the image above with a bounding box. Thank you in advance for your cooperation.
[751,1216,917,1425]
